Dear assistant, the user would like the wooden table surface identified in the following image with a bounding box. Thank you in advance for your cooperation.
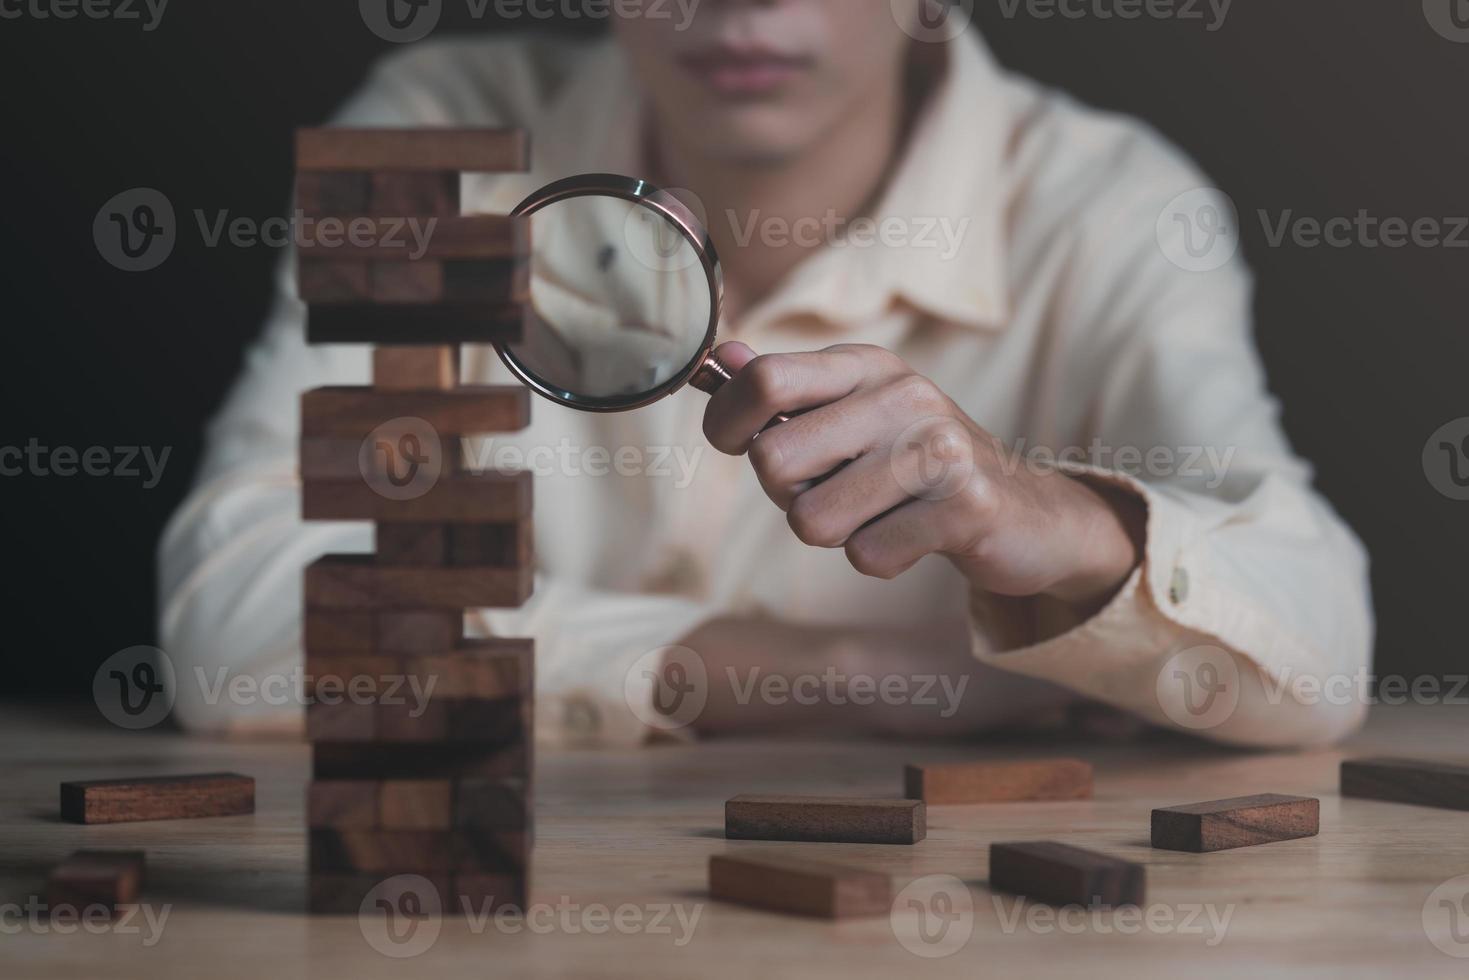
[5,702,1467,979]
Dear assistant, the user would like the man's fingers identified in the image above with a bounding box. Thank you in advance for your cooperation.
[702,345,905,455]
[842,499,954,580]
[784,450,913,548]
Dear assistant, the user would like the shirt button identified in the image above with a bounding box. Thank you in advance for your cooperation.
[1170,567,1191,605]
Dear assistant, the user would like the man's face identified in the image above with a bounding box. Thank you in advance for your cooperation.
[613,0,923,165]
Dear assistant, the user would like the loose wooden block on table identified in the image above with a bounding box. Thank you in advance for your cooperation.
[1151,793,1320,852]
[904,758,1093,804]
[725,795,926,844]
[708,852,891,919]
[307,302,527,346]
[60,774,255,824]
[45,851,146,918]
[305,555,533,610]
[301,386,529,439]
[989,841,1145,908]
[302,473,532,524]
[1340,758,1469,811]
[373,346,460,391]
[296,128,530,173]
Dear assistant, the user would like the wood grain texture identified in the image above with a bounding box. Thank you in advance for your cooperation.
[1151,793,1320,852]
[375,523,450,566]
[296,128,530,173]
[375,610,464,655]
[376,695,451,743]
[369,172,460,216]
[307,781,379,829]
[709,852,891,919]
[301,386,529,438]
[314,741,529,781]
[448,520,533,569]
[306,698,377,743]
[1340,757,1469,811]
[904,758,1093,804]
[310,830,528,874]
[305,555,533,610]
[303,611,375,654]
[296,172,370,215]
[410,639,534,700]
[45,851,146,918]
[725,795,925,844]
[373,347,460,391]
[298,259,370,303]
[380,780,454,830]
[307,302,526,346]
[455,777,530,830]
[989,841,1145,908]
[360,259,529,305]
[302,473,532,524]
[296,215,527,261]
[60,774,254,824]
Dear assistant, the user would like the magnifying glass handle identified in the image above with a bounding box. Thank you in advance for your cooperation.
[688,351,793,427]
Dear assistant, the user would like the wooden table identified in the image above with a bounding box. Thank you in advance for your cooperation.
[5,703,1467,978]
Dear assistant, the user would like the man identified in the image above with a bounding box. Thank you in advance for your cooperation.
[159,0,1372,745]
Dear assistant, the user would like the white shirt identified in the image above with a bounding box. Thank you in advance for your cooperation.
[159,32,1373,746]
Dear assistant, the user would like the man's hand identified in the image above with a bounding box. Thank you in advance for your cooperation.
[702,342,1145,610]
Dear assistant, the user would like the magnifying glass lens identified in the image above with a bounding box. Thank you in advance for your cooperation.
[504,192,713,407]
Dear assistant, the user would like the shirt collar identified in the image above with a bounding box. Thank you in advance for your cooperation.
[478,34,1012,334]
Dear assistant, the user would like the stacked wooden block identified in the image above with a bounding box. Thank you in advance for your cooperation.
[295,128,535,915]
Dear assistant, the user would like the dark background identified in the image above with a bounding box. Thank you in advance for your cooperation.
[3,2,1464,698]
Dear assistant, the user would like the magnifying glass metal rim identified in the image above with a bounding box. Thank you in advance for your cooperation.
[497,173,725,413]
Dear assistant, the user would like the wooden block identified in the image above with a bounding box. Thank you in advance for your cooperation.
[298,259,370,303]
[904,759,1093,805]
[296,172,370,214]
[453,873,526,913]
[308,302,526,346]
[380,780,453,830]
[305,555,533,610]
[373,346,460,391]
[296,128,530,173]
[442,259,531,303]
[455,830,529,873]
[311,830,454,873]
[376,523,450,565]
[304,654,403,699]
[377,694,451,742]
[989,842,1144,908]
[363,259,529,305]
[316,741,529,780]
[455,777,529,830]
[376,610,463,655]
[370,172,460,216]
[304,611,375,654]
[308,781,379,829]
[303,473,532,524]
[411,639,533,700]
[725,795,925,844]
[309,872,451,916]
[709,852,891,919]
[296,215,527,261]
[370,260,445,303]
[307,697,377,742]
[448,520,533,569]
[45,851,146,919]
[1340,758,1469,811]
[61,774,254,824]
[1151,794,1320,852]
[448,697,527,742]
[301,386,529,439]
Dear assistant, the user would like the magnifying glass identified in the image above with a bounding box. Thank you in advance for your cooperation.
[497,173,784,420]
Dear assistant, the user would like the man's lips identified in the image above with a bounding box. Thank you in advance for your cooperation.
[676,48,814,97]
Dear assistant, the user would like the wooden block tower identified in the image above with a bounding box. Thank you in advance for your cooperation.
[293,128,535,915]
